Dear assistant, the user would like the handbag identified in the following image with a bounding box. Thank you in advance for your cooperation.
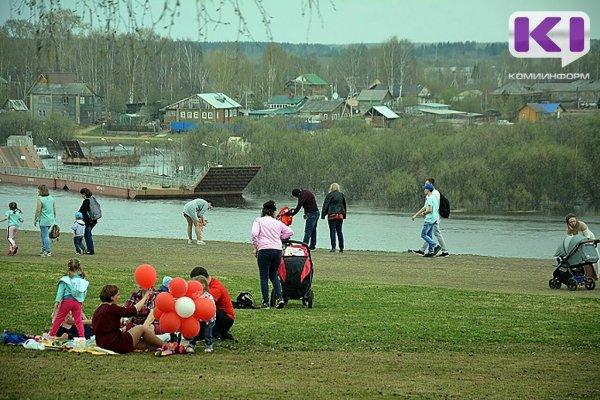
[327,213,344,221]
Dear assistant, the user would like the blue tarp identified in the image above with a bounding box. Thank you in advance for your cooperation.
[538,103,561,113]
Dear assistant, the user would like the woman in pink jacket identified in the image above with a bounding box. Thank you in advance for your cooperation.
[251,200,294,309]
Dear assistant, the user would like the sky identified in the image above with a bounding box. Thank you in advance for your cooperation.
[0,0,599,44]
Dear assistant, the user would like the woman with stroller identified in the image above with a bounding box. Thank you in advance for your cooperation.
[565,213,598,279]
[321,182,347,253]
[251,201,294,309]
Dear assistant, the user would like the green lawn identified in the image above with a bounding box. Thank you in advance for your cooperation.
[0,231,598,399]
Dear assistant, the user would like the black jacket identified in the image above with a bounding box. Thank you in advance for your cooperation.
[321,191,347,219]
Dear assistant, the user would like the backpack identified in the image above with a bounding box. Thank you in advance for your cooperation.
[88,196,102,220]
[439,193,450,218]
[49,224,60,240]
[232,292,258,309]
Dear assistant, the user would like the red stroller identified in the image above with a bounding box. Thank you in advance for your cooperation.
[270,240,314,308]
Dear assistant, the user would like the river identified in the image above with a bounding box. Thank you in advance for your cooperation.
[3,183,599,259]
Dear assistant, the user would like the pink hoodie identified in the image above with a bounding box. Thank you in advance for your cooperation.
[251,216,294,250]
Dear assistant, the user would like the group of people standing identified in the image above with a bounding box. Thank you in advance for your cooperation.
[1,185,99,257]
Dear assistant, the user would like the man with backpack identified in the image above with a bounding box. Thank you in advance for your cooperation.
[413,178,449,257]
[79,188,102,255]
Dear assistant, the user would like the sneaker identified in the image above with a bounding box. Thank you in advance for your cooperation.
[261,303,270,309]
[411,249,425,255]
[276,298,285,309]
[433,245,442,255]
[187,239,194,244]
[12,246,17,255]
[197,240,206,245]
[204,346,213,353]
[41,252,51,257]
[7,250,13,255]
[423,253,435,258]
[221,332,236,341]
[438,252,450,257]
[329,248,336,253]
[185,345,195,354]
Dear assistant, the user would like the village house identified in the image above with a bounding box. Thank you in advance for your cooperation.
[267,95,306,109]
[298,98,347,127]
[285,73,328,97]
[517,103,565,123]
[356,89,394,113]
[163,93,241,130]
[368,80,432,104]
[27,73,103,125]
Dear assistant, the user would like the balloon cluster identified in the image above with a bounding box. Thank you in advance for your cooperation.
[134,264,216,339]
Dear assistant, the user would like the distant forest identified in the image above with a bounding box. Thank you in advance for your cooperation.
[1,7,599,114]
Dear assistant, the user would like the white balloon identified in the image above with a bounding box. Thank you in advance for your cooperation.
[175,296,196,318]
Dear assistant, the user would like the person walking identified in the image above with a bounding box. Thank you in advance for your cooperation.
[34,185,56,257]
[415,178,449,257]
[72,212,86,255]
[0,202,24,255]
[321,183,347,253]
[289,188,319,250]
[79,188,99,255]
[251,200,294,309]
[411,183,439,257]
[183,198,213,245]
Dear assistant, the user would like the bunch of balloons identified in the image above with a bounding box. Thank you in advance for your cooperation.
[134,264,216,339]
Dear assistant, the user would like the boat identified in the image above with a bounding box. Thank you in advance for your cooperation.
[61,140,141,166]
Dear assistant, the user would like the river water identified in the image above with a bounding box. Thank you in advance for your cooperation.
[2,183,599,259]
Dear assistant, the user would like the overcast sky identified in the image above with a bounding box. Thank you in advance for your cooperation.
[1,0,599,44]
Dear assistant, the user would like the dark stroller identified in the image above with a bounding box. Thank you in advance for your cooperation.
[550,234,599,291]
[270,240,314,308]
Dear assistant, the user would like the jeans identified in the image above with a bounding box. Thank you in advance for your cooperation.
[203,320,215,348]
[303,210,319,249]
[84,221,96,254]
[421,222,436,254]
[39,225,51,253]
[420,221,447,252]
[328,219,344,250]
[257,249,283,304]
[74,236,86,254]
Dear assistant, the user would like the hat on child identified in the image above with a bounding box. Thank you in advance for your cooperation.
[262,200,277,211]
[162,276,173,287]
[75,212,83,218]
[421,183,434,192]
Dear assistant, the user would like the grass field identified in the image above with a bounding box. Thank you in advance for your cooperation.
[0,231,599,399]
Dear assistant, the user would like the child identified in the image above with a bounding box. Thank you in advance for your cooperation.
[49,259,89,339]
[158,276,172,293]
[72,212,86,255]
[55,310,93,340]
[124,285,159,332]
[189,275,216,353]
[0,202,24,255]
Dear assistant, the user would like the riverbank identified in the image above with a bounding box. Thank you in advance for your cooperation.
[0,232,599,399]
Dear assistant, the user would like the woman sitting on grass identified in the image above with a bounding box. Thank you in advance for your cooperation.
[92,285,166,353]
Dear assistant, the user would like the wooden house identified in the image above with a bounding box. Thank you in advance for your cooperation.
[285,73,328,97]
[356,89,394,113]
[517,103,565,122]
[298,98,346,128]
[163,93,242,128]
[27,73,103,125]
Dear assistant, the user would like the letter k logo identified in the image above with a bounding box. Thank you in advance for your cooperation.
[515,17,561,52]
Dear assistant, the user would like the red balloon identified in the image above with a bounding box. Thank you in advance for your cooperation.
[134,264,157,289]
[186,280,204,299]
[159,311,181,333]
[153,307,164,320]
[180,317,200,339]
[169,277,187,298]
[193,297,216,322]
[155,292,175,312]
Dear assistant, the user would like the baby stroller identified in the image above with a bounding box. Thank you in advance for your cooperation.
[549,234,599,291]
[270,240,314,308]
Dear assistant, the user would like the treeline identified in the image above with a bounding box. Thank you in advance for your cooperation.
[185,115,600,213]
